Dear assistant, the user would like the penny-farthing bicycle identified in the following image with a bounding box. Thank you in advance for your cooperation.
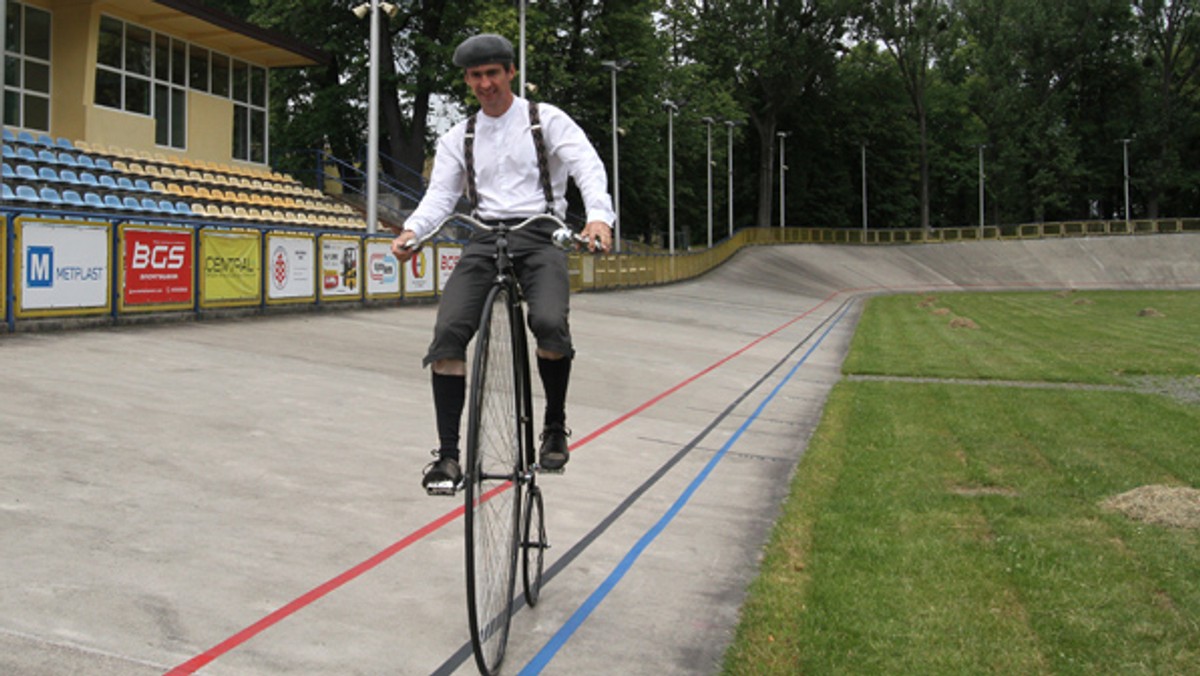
[408,213,589,675]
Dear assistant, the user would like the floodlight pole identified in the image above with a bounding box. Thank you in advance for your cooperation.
[1120,138,1131,225]
[861,142,868,234]
[664,100,678,254]
[366,0,380,234]
[702,117,714,247]
[978,144,986,237]
[601,59,629,252]
[0,0,6,198]
[519,0,527,95]
[777,131,790,228]
[726,120,735,238]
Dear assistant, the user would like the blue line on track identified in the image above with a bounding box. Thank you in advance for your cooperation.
[517,301,854,675]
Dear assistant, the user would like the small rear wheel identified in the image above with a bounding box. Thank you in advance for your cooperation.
[522,485,546,606]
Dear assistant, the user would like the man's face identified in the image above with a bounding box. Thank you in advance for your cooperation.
[464,63,514,113]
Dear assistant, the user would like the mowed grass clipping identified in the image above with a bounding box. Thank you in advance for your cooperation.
[723,290,1200,675]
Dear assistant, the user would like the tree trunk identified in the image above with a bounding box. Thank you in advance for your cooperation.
[752,113,776,228]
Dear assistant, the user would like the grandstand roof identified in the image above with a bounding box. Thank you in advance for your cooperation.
[127,0,329,68]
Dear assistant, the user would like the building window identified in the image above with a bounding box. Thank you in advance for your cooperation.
[232,62,267,163]
[92,15,268,162]
[4,2,52,132]
[94,15,186,149]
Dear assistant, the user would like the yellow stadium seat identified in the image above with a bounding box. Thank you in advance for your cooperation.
[151,180,166,192]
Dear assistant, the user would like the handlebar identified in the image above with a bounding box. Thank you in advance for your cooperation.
[402,213,601,252]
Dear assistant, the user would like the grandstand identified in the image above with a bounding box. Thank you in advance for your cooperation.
[0,0,372,230]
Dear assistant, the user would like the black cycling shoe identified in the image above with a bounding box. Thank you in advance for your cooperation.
[422,452,463,496]
[537,424,571,472]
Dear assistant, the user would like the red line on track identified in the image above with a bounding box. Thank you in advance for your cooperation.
[164,291,845,674]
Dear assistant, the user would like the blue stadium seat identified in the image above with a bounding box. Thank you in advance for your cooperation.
[2,183,14,200]
[2,144,15,160]
[17,146,36,162]
[2,129,14,143]
[141,197,162,212]
[15,185,39,202]
[16,130,35,145]
[36,134,54,148]
[37,149,57,164]
[39,187,63,205]
[158,199,177,213]
[38,166,60,183]
[174,201,192,215]
[122,196,143,211]
[56,137,74,151]
[117,176,136,191]
[62,189,85,207]
[17,164,38,181]
[75,154,95,169]
[94,158,113,172]
[104,194,123,209]
[134,178,152,192]
[58,168,81,185]
[99,175,118,189]
[78,172,99,187]
[2,163,13,179]
[85,192,105,209]
[56,152,76,166]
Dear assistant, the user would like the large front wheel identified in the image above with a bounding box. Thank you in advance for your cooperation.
[464,284,523,676]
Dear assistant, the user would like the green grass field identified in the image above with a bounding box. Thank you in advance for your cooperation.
[723,290,1200,675]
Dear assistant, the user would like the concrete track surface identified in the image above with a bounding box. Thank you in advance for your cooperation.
[2,234,1197,675]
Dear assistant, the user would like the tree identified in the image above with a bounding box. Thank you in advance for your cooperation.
[691,0,848,228]
[856,0,955,233]
[1133,0,1200,217]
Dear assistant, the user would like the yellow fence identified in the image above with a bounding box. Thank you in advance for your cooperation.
[568,218,1200,292]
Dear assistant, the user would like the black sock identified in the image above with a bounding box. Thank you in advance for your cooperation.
[537,356,571,428]
[431,372,465,460]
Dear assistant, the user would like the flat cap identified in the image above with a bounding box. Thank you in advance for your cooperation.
[453,33,514,68]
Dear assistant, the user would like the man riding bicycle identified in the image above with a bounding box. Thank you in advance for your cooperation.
[390,33,614,494]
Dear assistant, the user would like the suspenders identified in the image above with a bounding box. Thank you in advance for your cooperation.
[463,99,555,216]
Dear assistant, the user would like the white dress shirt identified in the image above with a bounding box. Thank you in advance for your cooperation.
[403,96,615,241]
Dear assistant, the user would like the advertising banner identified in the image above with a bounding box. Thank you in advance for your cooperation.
[1,217,6,320]
[319,235,362,301]
[403,244,436,297]
[364,239,401,299]
[436,244,463,294]
[200,229,261,308]
[266,233,315,303]
[119,225,194,312]
[16,217,112,318]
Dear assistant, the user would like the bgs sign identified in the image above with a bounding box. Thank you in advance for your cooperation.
[17,218,111,316]
[121,226,194,309]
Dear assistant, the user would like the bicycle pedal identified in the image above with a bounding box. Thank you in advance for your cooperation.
[424,480,461,496]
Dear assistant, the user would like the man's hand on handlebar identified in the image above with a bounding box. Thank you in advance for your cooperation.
[391,230,419,262]
[580,221,613,253]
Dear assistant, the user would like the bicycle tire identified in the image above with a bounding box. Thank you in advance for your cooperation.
[464,284,523,676]
[522,485,546,606]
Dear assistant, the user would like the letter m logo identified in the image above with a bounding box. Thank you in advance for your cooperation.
[27,246,54,288]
